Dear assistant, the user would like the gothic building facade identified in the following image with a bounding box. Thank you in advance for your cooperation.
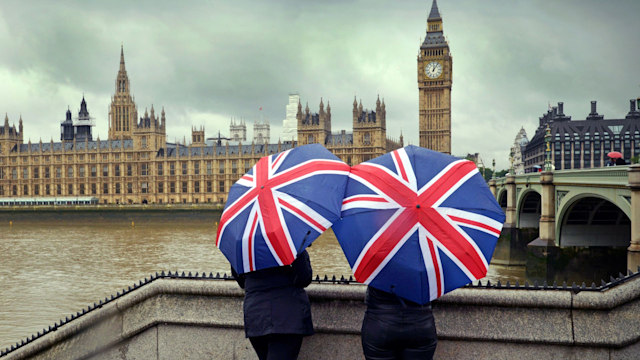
[0,1,444,205]
[418,0,452,154]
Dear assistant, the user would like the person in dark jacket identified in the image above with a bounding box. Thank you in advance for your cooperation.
[232,250,314,360]
[361,286,437,360]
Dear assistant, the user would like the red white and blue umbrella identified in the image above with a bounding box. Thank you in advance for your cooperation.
[216,144,350,274]
[332,145,505,304]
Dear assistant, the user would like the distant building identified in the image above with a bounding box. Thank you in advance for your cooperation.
[229,118,246,142]
[253,118,270,144]
[61,97,95,142]
[418,0,452,154]
[511,127,529,174]
[296,96,402,165]
[524,100,640,172]
[282,94,299,142]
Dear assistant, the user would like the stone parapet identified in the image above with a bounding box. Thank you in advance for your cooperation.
[3,273,640,359]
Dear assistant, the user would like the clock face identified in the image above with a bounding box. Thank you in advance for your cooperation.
[424,61,443,79]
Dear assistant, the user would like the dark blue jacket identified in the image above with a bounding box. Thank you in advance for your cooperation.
[232,250,314,338]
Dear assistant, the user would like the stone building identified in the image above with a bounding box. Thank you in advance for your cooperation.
[523,100,640,172]
[418,0,452,154]
[511,127,529,174]
[0,47,404,205]
[0,0,453,204]
[296,96,402,165]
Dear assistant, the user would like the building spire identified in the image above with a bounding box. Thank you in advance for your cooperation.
[428,0,441,20]
[120,44,126,71]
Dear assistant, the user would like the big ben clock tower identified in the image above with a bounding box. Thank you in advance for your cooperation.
[418,0,452,154]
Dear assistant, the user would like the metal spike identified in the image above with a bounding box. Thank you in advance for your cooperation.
[31,334,36,341]
[349,276,353,281]
[161,270,166,276]
[515,281,519,287]
[194,272,198,277]
[496,280,502,287]
[477,280,482,287]
[486,280,491,287]
[629,269,634,276]
[188,271,192,277]
[542,281,548,289]
[11,345,15,351]
[168,270,173,276]
[181,271,185,277]
[562,281,567,289]
[610,275,615,283]
[533,280,538,288]
[553,281,557,288]
[331,275,336,282]
[505,281,511,287]
[340,275,345,281]
[601,279,607,286]
[202,272,206,278]
[315,275,320,281]
[323,275,328,281]
[591,282,596,289]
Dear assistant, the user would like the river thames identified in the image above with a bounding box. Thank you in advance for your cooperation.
[0,209,525,351]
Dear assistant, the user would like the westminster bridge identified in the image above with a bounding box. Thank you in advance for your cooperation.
[489,164,640,270]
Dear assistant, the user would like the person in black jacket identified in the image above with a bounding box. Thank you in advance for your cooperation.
[232,250,314,360]
[361,286,437,360]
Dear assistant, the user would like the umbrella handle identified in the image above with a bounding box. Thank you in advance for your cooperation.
[297,230,312,255]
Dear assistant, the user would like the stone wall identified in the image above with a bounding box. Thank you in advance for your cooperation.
[3,274,640,360]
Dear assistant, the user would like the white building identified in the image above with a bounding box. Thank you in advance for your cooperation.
[281,93,299,141]
[511,127,529,174]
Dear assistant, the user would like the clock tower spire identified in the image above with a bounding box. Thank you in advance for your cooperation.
[418,0,452,154]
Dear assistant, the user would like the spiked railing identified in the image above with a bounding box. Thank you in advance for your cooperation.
[2,267,640,357]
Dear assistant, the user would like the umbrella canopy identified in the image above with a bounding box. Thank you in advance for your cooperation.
[333,145,505,304]
[216,144,350,274]
[607,151,623,159]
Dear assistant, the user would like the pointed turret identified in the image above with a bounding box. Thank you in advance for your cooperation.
[120,44,126,72]
[428,0,441,21]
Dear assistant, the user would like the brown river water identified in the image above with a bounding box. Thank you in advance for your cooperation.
[0,210,524,351]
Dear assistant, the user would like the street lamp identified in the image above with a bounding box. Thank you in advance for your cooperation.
[492,158,496,179]
[544,124,552,172]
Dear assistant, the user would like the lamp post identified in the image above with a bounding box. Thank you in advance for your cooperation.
[544,124,552,172]
[492,158,496,179]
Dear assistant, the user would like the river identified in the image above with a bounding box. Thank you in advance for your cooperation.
[0,209,523,351]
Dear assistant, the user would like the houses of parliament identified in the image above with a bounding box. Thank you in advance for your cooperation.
[0,0,451,205]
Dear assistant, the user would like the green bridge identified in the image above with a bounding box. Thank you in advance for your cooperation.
[490,164,640,270]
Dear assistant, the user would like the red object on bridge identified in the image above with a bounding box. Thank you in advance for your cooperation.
[607,151,623,159]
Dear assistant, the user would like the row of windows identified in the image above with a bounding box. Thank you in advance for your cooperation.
[0,160,259,180]
[0,181,225,197]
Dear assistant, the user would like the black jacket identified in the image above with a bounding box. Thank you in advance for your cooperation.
[232,250,314,338]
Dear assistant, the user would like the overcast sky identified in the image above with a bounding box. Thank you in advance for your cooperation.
[0,0,638,169]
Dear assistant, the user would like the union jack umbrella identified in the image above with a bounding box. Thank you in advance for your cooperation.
[333,145,505,304]
[216,144,350,274]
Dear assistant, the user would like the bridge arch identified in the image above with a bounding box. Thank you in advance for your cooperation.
[497,188,507,211]
[517,189,541,228]
[557,194,630,247]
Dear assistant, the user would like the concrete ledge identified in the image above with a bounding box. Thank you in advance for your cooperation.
[3,275,640,359]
